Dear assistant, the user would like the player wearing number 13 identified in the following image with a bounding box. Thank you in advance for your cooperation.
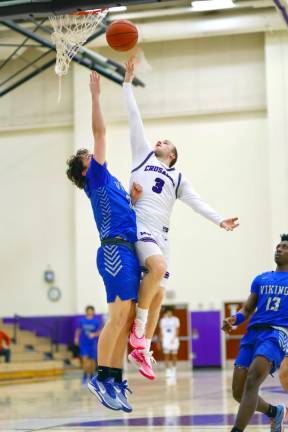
[222,234,288,432]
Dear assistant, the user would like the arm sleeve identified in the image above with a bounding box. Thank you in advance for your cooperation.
[177,177,224,226]
[250,275,260,295]
[123,83,152,167]
[86,157,111,190]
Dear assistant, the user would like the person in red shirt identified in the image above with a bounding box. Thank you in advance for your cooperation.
[0,330,11,363]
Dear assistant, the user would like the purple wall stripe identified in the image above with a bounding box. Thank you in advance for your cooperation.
[3,314,103,345]
[66,413,269,427]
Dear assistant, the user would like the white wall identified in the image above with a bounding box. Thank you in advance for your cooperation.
[0,126,76,316]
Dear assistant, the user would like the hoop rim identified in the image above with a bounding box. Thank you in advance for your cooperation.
[69,8,107,16]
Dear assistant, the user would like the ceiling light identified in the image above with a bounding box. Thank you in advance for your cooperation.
[108,6,127,13]
[191,0,235,12]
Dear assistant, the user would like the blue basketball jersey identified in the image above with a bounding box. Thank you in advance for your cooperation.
[79,317,100,345]
[84,157,137,243]
[249,271,288,328]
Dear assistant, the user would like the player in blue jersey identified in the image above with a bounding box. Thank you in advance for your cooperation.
[66,71,141,413]
[222,234,288,432]
[74,305,102,384]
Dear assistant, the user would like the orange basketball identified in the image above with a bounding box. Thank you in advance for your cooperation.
[106,20,138,52]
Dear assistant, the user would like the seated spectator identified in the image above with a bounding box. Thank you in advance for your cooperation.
[0,329,11,363]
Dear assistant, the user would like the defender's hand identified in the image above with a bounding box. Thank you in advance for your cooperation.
[130,182,143,204]
[221,316,237,333]
[89,71,100,97]
[220,217,239,231]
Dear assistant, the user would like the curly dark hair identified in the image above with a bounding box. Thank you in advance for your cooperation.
[66,149,89,189]
[280,234,288,242]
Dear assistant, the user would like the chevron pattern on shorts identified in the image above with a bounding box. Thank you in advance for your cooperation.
[278,330,288,352]
[96,187,112,239]
[103,245,123,277]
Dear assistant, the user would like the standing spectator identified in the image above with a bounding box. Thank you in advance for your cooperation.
[159,307,180,379]
[75,306,102,384]
[0,329,11,363]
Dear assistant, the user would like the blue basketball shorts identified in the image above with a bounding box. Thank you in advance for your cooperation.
[97,244,140,303]
[79,343,97,360]
[235,327,288,374]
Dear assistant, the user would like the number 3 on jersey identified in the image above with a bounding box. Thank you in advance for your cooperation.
[152,178,165,194]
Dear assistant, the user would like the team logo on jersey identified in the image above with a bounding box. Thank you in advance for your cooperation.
[144,165,175,186]
[140,231,152,236]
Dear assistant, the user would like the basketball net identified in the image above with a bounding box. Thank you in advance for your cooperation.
[49,9,108,101]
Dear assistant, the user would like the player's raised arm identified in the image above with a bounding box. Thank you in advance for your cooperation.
[177,178,239,230]
[90,71,106,165]
[123,56,152,165]
[222,292,258,333]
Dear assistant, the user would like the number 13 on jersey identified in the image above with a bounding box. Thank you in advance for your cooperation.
[266,297,281,311]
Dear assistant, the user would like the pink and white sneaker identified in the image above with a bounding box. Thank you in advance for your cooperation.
[129,321,146,350]
[128,349,156,380]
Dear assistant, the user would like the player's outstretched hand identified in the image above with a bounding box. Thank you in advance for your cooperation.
[124,55,136,83]
[89,71,100,98]
[221,316,236,333]
[220,217,239,231]
[130,182,143,204]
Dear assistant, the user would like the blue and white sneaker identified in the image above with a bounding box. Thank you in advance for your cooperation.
[270,404,288,432]
[88,376,121,411]
[114,380,133,413]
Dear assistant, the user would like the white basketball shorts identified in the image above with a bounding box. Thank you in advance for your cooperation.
[135,222,170,288]
[162,337,180,354]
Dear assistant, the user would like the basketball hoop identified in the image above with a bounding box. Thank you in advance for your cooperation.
[49,9,108,77]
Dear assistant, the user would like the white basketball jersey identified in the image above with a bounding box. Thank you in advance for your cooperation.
[130,151,181,231]
[123,82,223,234]
[160,316,180,341]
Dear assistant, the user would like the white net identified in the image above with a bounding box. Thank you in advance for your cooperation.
[49,9,108,77]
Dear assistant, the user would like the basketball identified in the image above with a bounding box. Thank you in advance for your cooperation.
[106,20,138,52]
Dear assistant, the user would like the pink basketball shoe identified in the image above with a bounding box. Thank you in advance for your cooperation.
[129,321,146,350]
[128,349,156,380]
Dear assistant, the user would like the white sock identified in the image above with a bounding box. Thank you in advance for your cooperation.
[136,307,148,323]
[145,338,152,352]
[135,307,148,337]
[140,338,152,355]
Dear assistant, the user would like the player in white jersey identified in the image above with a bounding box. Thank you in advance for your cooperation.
[124,57,239,380]
[159,307,180,379]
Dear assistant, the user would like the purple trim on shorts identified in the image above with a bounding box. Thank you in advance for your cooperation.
[175,173,182,198]
[131,151,154,173]
[139,237,158,244]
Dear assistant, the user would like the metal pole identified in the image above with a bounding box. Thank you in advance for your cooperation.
[0,58,55,97]
[0,49,53,88]
[13,314,18,344]
[0,20,126,85]
[0,1,176,19]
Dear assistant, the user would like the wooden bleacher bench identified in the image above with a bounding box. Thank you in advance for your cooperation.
[0,320,74,381]
[0,361,64,381]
